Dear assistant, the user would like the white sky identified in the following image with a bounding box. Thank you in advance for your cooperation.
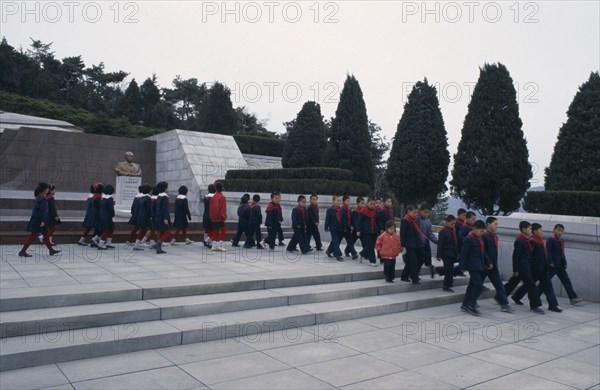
[2,0,599,186]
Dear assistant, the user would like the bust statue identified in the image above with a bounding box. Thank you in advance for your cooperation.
[115,151,142,177]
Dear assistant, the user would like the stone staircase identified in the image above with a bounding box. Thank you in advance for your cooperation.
[0,263,492,371]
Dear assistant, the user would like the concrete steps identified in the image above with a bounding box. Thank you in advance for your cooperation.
[0,266,485,371]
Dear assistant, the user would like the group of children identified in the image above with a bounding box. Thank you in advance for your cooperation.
[18,182,583,316]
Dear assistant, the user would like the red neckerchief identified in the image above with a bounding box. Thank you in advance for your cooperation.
[404,213,428,240]
[342,205,351,224]
[468,231,484,253]
[456,219,465,227]
[551,234,565,256]
[331,206,341,222]
[485,230,498,250]
[359,207,376,231]
[266,201,278,212]
[250,201,258,208]
[92,193,101,200]
[296,205,306,221]
[443,226,457,245]
[384,207,393,220]
[517,234,533,252]
[530,235,548,258]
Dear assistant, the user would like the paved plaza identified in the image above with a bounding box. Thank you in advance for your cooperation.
[0,243,598,389]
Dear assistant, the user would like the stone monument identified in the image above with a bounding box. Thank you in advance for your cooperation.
[114,151,142,216]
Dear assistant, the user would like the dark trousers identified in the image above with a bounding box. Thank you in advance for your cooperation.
[346,230,358,255]
[232,223,248,246]
[485,265,509,305]
[265,226,278,249]
[504,269,542,308]
[421,241,433,267]
[513,271,559,308]
[401,247,426,282]
[463,270,485,308]
[440,257,459,288]
[383,258,396,281]
[360,234,376,264]
[326,230,343,257]
[287,227,310,253]
[341,230,357,256]
[306,225,322,249]
[277,226,284,243]
[243,224,261,247]
[550,267,578,300]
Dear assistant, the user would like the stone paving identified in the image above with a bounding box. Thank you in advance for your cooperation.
[0,243,598,389]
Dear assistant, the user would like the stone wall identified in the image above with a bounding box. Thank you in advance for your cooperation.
[0,127,156,192]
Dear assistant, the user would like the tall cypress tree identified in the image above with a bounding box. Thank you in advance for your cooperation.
[323,74,374,186]
[450,63,532,215]
[545,72,600,191]
[387,79,449,206]
[196,81,239,135]
[282,101,326,168]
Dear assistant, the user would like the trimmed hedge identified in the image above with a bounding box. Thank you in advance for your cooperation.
[223,179,371,196]
[523,191,600,217]
[233,135,285,157]
[226,167,354,182]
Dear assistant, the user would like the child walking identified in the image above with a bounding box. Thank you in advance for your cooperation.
[19,182,60,257]
[209,181,227,251]
[42,184,61,247]
[172,185,194,245]
[459,220,492,316]
[153,181,171,254]
[79,182,102,246]
[98,184,116,250]
[376,220,402,283]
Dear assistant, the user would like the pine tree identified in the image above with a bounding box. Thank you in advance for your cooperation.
[196,81,239,135]
[545,72,600,191]
[386,79,450,206]
[323,74,374,186]
[450,63,532,215]
[282,101,326,168]
[116,79,143,124]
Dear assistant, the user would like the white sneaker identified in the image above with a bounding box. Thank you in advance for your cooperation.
[185,238,194,244]
[170,239,177,245]
[370,263,377,267]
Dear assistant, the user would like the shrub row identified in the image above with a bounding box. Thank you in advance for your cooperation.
[523,191,600,217]
[223,179,371,197]
[233,135,285,157]
[226,167,354,182]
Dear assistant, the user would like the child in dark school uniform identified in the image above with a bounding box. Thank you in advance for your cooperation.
[376,220,402,283]
[19,182,60,257]
[287,195,312,255]
[340,195,358,259]
[133,185,152,251]
[306,194,323,251]
[357,198,377,266]
[232,195,250,247]
[98,185,116,250]
[79,182,102,246]
[172,185,194,245]
[324,195,344,261]
[244,195,264,249]
[42,184,61,247]
[547,224,582,305]
[265,193,282,250]
[459,220,492,316]
[435,215,459,292]
[126,185,144,245]
[153,181,172,254]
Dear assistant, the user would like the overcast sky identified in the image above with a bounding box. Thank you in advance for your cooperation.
[2,0,599,186]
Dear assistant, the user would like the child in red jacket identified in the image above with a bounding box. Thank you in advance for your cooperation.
[209,181,228,251]
[375,220,402,283]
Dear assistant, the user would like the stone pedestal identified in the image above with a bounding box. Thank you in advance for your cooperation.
[115,176,141,216]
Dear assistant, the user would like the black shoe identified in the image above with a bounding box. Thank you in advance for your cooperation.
[442,287,455,293]
[548,306,563,313]
[49,249,61,255]
[316,248,324,251]
[460,305,469,312]
[156,249,167,254]
[18,251,32,257]
[325,251,333,258]
[465,306,481,316]
[385,279,394,283]
[493,296,501,305]
[400,278,410,283]
[90,242,98,248]
[352,254,359,260]
[231,244,240,247]
[77,242,88,246]
[336,256,344,261]
[430,266,435,279]
[412,281,422,285]
[278,242,286,246]
[481,286,491,292]
[256,244,264,249]
[512,297,523,305]
[106,245,115,249]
